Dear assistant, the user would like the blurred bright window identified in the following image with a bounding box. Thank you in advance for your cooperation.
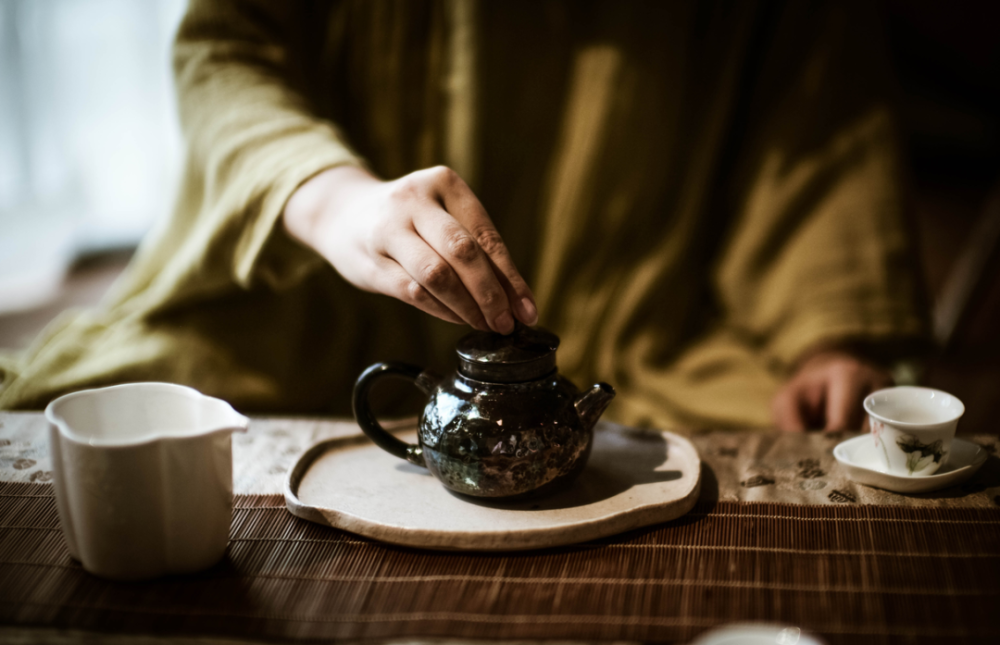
[0,0,186,313]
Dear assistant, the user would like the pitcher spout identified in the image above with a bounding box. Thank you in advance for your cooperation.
[574,382,616,430]
[200,398,250,437]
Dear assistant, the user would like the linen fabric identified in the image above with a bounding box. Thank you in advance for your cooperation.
[0,0,927,430]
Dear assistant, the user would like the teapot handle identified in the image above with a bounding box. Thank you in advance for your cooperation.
[352,362,438,467]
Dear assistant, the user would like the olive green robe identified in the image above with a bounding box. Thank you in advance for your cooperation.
[0,0,928,430]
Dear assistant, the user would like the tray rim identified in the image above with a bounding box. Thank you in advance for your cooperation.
[284,425,702,551]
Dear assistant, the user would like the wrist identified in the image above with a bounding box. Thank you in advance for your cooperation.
[283,164,380,246]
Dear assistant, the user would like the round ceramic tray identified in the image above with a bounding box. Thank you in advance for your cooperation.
[284,423,702,551]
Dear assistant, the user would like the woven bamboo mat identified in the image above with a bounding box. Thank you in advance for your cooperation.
[2,482,998,644]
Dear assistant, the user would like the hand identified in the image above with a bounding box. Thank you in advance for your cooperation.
[283,165,537,334]
[771,350,893,431]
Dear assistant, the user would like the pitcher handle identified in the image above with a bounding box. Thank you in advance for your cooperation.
[352,362,438,467]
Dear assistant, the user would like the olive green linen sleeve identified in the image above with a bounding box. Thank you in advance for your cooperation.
[714,3,928,373]
[0,0,369,410]
[108,0,363,310]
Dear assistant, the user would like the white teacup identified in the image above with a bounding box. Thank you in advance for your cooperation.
[863,386,964,477]
[45,382,248,580]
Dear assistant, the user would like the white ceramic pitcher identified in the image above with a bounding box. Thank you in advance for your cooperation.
[45,382,249,580]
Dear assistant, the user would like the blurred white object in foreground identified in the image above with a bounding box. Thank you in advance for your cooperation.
[0,0,185,313]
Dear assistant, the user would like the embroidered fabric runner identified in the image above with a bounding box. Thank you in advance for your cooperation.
[3,413,999,507]
[2,482,998,644]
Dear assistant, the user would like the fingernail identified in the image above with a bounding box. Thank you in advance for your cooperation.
[494,311,515,335]
[517,297,538,326]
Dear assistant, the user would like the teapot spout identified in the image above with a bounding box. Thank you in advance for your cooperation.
[574,382,616,430]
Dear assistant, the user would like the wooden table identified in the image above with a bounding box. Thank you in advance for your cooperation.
[1,412,999,644]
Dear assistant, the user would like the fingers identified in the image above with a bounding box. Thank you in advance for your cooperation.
[353,165,536,333]
[825,361,894,431]
[411,206,515,334]
[825,373,864,431]
[771,386,808,432]
[367,256,466,325]
[382,227,490,331]
[777,351,896,433]
[425,167,538,327]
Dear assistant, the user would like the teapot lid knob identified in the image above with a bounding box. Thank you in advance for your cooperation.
[455,323,559,383]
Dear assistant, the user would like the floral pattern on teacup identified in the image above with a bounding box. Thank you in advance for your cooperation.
[871,419,892,467]
[896,434,946,475]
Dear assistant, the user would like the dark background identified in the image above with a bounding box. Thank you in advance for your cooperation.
[884,0,1000,433]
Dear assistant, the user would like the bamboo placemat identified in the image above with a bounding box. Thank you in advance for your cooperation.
[2,482,998,644]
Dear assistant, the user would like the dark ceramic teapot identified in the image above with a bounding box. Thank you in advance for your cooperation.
[353,325,615,499]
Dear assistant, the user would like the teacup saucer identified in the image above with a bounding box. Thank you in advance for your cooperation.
[833,435,988,494]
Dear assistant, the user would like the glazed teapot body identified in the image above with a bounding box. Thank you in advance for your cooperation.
[353,326,614,499]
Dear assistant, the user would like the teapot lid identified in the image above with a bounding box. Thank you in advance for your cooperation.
[456,324,560,383]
